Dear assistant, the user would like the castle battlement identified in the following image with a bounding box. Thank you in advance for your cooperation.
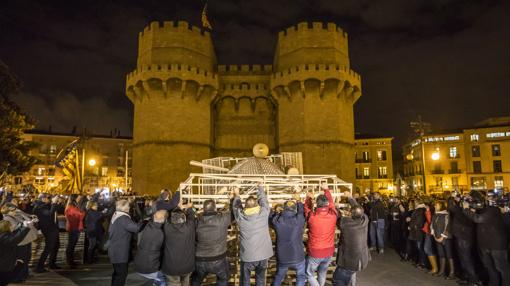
[140,21,210,38]
[278,22,347,39]
[217,64,273,74]
[127,64,217,81]
[220,82,269,91]
[271,64,360,81]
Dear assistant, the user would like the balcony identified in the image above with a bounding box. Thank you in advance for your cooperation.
[355,158,372,163]
[378,175,388,179]
[448,169,462,174]
[431,169,445,174]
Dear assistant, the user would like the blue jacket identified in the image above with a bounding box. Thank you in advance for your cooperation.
[270,202,306,265]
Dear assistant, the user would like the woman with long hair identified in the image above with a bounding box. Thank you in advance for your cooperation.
[431,200,455,279]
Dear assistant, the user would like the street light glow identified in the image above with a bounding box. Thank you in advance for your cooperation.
[431,151,440,161]
[88,158,96,166]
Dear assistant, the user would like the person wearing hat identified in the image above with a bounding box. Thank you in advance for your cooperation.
[270,192,306,286]
[333,192,370,286]
[304,183,338,286]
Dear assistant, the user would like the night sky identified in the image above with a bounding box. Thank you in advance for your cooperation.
[2,0,510,150]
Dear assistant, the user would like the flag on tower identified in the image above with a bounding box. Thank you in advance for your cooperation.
[55,140,82,194]
[201,1,212,30]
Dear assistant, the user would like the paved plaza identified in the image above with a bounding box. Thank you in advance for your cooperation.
[13,250,459,286]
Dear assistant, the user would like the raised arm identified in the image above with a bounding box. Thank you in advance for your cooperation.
[304,192,313,219]
[157,191,181,211]
[463,207,494,224]
[258,185,269,211]
[124,217,141,233]
[232,189,243,221]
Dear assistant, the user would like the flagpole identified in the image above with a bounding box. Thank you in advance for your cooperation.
[81,145,85,194]
[125,149,128,191]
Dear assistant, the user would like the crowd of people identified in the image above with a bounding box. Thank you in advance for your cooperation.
[0,185,509,286]
[362,190,510,286]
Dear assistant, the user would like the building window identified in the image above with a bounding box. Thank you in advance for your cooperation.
[470,134,479,141]
[473,161,482,173]
[471,177,486,189]
[452,177,459,187]
[472,145,480,157]
[49,144,57,154]
[362,151,370,162]
[450,161,459,173]
[48,168,55,176]
[378,166,387,178]
[101,167,108,177]
[37,167,45,176]
[492,144,501,156]
[117,167,125,177]
[377,150,387,161]
[14,177,23,184]
[35,178,45,185]
[493,160,502,173]
[363,167,370,178]
[495,176,504,189]
[449,147,458,158]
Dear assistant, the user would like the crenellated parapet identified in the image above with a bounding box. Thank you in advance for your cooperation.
[125,63,219,103]
[137,21,216,72]
[218,64,273,75]
[270,63,361,102]
[274,22,350,72]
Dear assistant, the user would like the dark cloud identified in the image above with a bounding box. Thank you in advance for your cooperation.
[1,0,509,151]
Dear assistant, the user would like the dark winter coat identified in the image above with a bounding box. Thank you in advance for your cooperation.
[33,202,58,233]
[161,208,196,276]
[408,206,426,241]
[134,221,164,274]
[336,198,370,272]
[369,199,387,221]
[0,227,30,272]
[107,212,140,264]
[464,206,509,250]
[447,198,475,242]
[430,211,451,240]
[195,210,231,261]
[270,202,306,265]
[84,209,105,238]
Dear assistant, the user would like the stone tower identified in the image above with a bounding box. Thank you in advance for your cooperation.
[126,21,218,193]
[126,21,361,195]
[272,22,361,184]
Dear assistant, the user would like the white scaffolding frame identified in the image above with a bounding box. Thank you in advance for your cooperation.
[178,173,352,208]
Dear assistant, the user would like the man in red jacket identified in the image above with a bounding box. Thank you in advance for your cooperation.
[304,183,338,286]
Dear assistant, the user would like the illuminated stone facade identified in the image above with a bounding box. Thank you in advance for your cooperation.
[354,136,394,195]
[403,117,510,194]
[13,131,132,193]
[126,21,362,194]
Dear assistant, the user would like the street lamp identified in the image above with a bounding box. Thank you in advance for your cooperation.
[88,158,96,167]
[431,150,440,161]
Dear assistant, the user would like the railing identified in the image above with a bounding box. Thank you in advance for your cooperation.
[448,169,462,174]
[431,169,445,174]
[355,158,372,163]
